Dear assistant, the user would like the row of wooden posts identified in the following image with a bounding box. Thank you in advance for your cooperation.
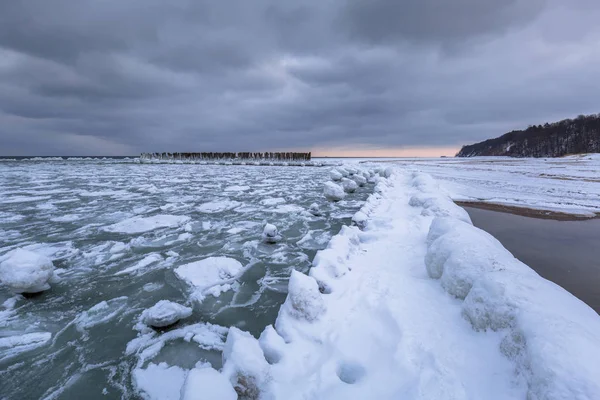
[140,152,312,161]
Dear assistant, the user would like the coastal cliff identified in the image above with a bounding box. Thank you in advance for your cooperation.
[457,113,600,157]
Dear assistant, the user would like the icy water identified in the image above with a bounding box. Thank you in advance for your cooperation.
[464,206,600,314]
[0,160,373,399]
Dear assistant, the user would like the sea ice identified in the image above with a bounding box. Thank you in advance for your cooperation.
[102,215,190,234]
[141,300,192,328]
[175,257,244,301]
[0,248,55,294]
[323,182,346,201]
[196,200,241,214]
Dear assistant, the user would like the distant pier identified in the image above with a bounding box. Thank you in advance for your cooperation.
[139,152,323,166]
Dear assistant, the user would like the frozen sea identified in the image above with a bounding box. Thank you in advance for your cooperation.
[0,159,373,399]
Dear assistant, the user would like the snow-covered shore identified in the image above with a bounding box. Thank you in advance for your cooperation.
[389,155,600,217]
[215,167,600,399]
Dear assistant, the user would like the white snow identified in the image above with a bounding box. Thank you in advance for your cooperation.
[323,182,346,201]
[0,248,55,293]
[174,257,244,301]
[141,300,192,328]
[102,215,190,234]
[219,168,600,400]
[181,367,237,400]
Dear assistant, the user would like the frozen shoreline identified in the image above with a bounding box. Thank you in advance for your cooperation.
[216,167,600,399]
[385,155,600,218]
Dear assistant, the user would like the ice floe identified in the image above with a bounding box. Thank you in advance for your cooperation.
[0,248,55,294]
[141,300,192,328]
[175,257,244,301]
[102,215,190,234]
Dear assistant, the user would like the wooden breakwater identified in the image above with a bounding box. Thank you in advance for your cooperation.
[140,152,311,161]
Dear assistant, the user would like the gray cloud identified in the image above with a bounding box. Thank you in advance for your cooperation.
[0,0,599,155]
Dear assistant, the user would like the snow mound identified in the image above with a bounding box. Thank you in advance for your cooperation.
[181,367,237,400]
[175,257,244,301]
[352,174,367,186]
[141,300,192,328]
[330,169,343,181]
[262,223,280,244]
[0,248,54,293]
[323,182,346,201]
[222,327,271,398]
[103,215,190,234]
[259,325,286,364]
[425,212,600,399]
[341,178,358,193]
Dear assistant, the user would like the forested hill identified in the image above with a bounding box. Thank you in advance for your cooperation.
[457,114,600,157]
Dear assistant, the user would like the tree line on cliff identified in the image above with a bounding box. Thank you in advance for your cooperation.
[457,113,600,157]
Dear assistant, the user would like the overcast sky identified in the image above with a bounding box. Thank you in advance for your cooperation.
[1,0,598,156]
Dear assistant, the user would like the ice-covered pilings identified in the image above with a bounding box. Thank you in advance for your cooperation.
[140,152,311,162]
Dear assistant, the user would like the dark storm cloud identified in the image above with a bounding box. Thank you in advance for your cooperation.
[0,0,599,155]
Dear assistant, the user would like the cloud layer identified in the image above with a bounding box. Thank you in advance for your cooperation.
[1,0,599,155]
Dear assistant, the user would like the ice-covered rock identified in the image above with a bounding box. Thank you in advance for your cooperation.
[262,223,280,244]
[181,367,237,400]
[323,182,346,201]
[352,211,368,230]
[0,248,54,294]
[330,169,343,181]
[309,203,322,216]
[279,270,325,322]
[141,300,192,328]
[175,257,244,301]
[341,178,358,193]
[352,174,367,187]
[259,325,286,364]
[222,327,271,399]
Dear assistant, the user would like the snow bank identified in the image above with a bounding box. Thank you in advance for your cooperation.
[103,215,190,234]
[175,257,244,302]
[323,182,346,201]
[141,300,192,328]
[0,248,55,293]
[420,180,600,399]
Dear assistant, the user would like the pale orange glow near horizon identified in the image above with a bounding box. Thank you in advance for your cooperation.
[311,146,460,158]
